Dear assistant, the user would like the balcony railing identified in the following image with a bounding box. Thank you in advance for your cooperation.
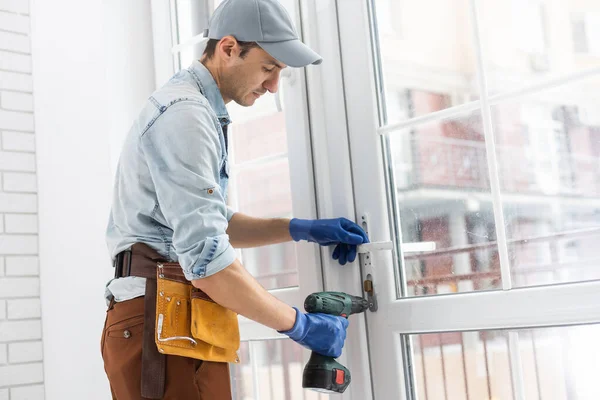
[404,227,600,400]
[396,136,600,197]
[404,226,600,294]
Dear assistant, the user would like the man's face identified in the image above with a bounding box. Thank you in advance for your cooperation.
[221,45,287,107]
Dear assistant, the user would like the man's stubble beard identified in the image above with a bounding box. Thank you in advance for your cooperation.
[222,65,254,107]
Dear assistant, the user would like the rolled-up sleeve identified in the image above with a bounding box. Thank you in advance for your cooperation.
[227,207,236,221]
[140,101,236,280]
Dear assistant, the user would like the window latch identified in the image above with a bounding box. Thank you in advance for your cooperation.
[357,214,393,312]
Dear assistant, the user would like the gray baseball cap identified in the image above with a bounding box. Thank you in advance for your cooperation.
[205,0,322,68]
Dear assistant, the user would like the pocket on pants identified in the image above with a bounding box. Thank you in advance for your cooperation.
[106,315,144,339]
[102,311,145,383]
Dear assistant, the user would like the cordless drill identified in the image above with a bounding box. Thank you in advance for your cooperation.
[302,292,369,394]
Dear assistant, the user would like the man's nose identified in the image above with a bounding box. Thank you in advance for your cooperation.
[264,71,281,93]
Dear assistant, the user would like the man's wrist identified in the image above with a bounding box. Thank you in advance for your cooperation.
[289,218,309,242]
[277,217,293,241]
[278,306,301,334]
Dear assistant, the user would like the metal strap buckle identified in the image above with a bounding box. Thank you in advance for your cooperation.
[114,249,132,278]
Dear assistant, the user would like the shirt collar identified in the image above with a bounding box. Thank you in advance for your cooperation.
[188,60,231,125]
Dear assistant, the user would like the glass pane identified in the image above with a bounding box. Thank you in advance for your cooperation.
[372,0,479,125]
[241,242,298,290]
[408,324,600,400]
[492,78,600,288]
[234,159,292,217]
[175,0,209,67]
[479,0,600,94]
[389,110,502,297]
[231,111,288,164]
[228,94,299,291]
[519,325,600,399]
[410,331,513,400]
[230,340,330,400]
[175,0,200,44]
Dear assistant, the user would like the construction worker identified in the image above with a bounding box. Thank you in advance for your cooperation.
[101,0,369,398]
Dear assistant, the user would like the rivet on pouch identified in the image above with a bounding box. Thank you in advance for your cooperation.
[166,297,171,302]
[123,330,131,339]
[176,300,181,306]
[159,348,164,353]
[159,291,164,296]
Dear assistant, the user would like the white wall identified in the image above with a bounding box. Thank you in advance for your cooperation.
[0,0,45,398]
[29,0,156,398]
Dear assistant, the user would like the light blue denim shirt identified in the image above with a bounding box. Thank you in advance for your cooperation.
[105,61,237,302]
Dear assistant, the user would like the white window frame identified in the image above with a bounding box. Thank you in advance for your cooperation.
[336,0,600,399]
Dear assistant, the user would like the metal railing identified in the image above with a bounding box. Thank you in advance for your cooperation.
[396,136,600,197]
[404,227,600,400]
[405,226,600,293]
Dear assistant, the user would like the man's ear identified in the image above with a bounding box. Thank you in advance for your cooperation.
[217,36,239,62]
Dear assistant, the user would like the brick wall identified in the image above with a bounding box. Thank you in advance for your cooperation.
[0,0,45,398]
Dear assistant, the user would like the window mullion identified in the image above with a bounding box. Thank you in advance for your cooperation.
[169,0,181,70]
[469,0,512,291]
[469,1,525,397]
[508,331,527,400]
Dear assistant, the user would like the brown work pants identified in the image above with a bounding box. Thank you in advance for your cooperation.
[101,297,232,399]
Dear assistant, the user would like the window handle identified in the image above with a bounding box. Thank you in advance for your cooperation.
[357,241,394,253]
[275,89,283,113]
[274,69,294,113]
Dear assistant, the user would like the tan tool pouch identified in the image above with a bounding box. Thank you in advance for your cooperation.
[154,263,240,363]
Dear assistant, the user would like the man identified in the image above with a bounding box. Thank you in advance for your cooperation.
[102,0,369,398]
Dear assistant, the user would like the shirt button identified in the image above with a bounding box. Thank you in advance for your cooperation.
[123,330,131,339]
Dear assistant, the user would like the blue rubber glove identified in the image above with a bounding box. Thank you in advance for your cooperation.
[289,218,369,265]
[278,307,349,358]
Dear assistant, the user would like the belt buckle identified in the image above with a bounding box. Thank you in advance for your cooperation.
[123,249,132,277]
[113,253,123,279]
[114,249,132,278]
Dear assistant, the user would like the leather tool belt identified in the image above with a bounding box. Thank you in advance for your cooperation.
[114,243,240,399]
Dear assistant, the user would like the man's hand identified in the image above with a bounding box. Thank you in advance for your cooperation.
[289,218,369,265]
[278,307,349,358]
